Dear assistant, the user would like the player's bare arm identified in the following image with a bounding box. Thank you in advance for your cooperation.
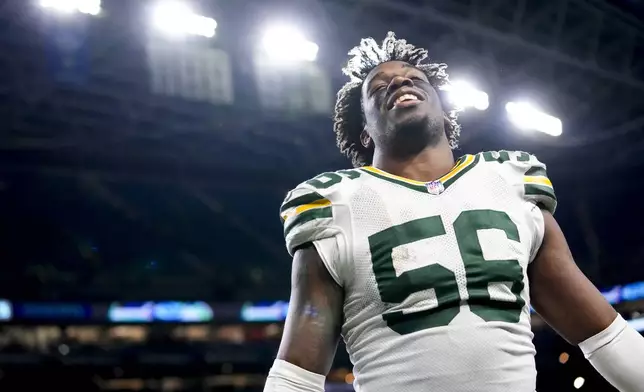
[277,244,343,372]
[264,244,343,391]
[530,210,644,391]
[529,210,616,343]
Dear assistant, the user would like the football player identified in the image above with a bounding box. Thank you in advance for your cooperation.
[264,32,644,392]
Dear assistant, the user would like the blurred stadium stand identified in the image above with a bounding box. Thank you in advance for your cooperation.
[1,0,644,390]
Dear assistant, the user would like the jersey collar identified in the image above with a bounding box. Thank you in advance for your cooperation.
[360,154,480,193]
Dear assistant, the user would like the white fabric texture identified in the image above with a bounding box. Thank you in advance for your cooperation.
[579,315,644,392]
[264,359,326,392]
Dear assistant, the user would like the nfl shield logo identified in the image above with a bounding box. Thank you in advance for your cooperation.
[425,180,445,195]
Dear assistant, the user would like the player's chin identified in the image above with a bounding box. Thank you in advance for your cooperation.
[388,108,429,131]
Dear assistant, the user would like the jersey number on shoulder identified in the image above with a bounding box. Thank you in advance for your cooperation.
[305,170,361,189]
[368,210,525,335]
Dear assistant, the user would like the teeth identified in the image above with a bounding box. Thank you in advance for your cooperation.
[394,94,418,106]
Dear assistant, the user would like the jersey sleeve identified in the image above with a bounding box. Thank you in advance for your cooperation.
[279,182,348,286]
[517,152,557,214]
[490,150,556,214]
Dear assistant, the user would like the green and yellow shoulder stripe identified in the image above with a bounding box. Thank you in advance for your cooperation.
[279,170,362,254]
[523,161,556,214]
[280,188,333,240]
[479,150,557,214]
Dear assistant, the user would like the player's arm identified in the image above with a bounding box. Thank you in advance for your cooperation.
[263,244,343,392]
[529,210,644,391]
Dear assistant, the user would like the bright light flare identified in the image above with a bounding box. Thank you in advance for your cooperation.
[151,1,217,38]
[261,25,319,63]
[573,377,585,389]
[505,101,562,136]
[39,0,101,16]
[442,81,489,111]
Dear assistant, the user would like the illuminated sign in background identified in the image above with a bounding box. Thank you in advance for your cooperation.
[0,280,641,329]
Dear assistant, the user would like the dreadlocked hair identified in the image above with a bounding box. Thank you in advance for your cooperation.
[333,31,462,167]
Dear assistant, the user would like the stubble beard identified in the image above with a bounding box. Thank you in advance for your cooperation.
[383,113,444,159]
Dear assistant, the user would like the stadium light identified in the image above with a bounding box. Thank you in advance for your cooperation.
[505,101,562,137]
[260,25,319,63]
[39,0,101,16]
[442,81,489,111]
[151,1,217,38]
[573,377,585,389]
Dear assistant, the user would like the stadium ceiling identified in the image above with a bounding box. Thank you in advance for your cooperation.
[0,0,643,185]
[348,0,644,89]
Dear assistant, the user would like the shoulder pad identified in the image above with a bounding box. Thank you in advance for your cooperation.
[280,169,362,255]
[479,150,557,214]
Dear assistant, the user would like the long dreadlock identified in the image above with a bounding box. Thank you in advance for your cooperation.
[333,32,461,167]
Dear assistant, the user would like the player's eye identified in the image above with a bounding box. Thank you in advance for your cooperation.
[370,84,386,95]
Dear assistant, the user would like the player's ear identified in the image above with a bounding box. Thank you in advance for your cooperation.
[360,128,372,149]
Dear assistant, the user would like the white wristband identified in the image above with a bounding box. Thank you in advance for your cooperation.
[579,314,644,392]
[264,359,326,392]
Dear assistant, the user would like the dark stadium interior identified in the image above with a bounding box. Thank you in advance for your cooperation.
[0,0,643,391]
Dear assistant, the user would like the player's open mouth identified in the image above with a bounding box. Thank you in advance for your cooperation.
[387,90,424,110]
[393,94,420,109]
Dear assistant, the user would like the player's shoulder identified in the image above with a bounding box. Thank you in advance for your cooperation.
[280,168,364,218]
[475,150,556,213]
[475,150,545,169]
[474,149,551,184]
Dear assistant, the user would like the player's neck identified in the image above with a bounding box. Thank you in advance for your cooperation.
[371,139,455,183]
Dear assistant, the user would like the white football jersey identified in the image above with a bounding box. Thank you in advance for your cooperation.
[280,151,557,392]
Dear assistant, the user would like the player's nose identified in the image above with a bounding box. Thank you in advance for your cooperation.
[387,75,414,95]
